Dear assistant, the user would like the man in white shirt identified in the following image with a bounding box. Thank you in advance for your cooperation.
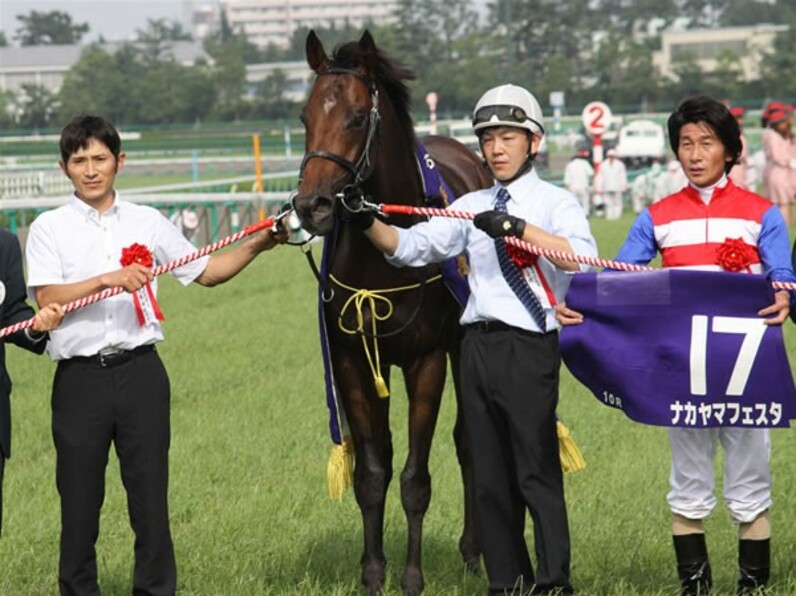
[595,148,628,220]
[349,84,596,596]
[563,149,594,216]
[25,115,285,596]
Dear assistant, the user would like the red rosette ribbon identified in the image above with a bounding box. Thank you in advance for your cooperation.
[716,237,755,273]
[120,243,165,326]
[506,243,538,270]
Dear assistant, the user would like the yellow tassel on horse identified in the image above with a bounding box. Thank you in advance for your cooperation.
[374,375,390,398]
[327,438,355,500]
[557,420,586,473]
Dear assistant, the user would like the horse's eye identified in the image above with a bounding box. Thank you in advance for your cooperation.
[348,113,368,130]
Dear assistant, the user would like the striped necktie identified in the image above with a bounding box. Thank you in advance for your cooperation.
[494,187,547,332]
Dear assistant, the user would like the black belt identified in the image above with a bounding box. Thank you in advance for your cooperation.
[465,320,514,333]
[466,320,551,336]
[68,344,155,368]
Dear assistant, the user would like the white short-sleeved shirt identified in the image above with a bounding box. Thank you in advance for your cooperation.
[26,194,209,360]
[388,168,598,333]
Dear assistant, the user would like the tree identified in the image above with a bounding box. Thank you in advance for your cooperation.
[675,0,727,28]
[710,50,744,101]
[666,52,705,103]
[58,46,129,123]
[173,64,218,124]
[589,32,662,111]
[486,0,602,92]
[135,18,192,65]
[0,32,7,47]
[17,83,59,129]
[717,0,781,26]
[759,25,796,98]
[390,0,479,79]
[249,70,296,119]
[204,13,263,64]
[0,90,16,127]
[597,0,679,36]
[14,10,89,45]
[207,42,248,121]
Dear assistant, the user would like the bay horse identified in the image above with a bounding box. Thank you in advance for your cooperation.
[292,31,492,596]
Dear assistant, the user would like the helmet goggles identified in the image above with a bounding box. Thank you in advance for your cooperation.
[472,104,545,134]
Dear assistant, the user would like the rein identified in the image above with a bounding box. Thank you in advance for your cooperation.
[298,67,381,188]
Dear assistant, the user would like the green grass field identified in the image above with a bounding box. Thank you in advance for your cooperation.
[1,214,795,595]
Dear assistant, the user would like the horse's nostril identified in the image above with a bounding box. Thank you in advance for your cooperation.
[311,195,334,214]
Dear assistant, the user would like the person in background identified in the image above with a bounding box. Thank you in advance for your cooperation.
[558,95,794,595]
[349,83,596,595]
[790,106,796,211]
[563,147,594,216]
[595,148,627,220]
[728,106,748,189]
[0,230,63,537]
[762,104,795,227]
[25,114,286,596]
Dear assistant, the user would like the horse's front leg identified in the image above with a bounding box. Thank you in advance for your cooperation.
[337,359,393,596]
[399,350,447,596]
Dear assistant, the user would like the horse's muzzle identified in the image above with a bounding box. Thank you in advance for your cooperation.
[294,193,335,236]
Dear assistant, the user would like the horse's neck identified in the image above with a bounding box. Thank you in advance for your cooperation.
[367,109,423,206]
[329,221,397,282]
[366,164,421,207]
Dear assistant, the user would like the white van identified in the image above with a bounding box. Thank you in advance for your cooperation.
[616,119,667,168]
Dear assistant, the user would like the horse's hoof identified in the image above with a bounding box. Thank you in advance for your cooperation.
[362,561,386,596]
[401,567,424,596]
[464,556,481,576]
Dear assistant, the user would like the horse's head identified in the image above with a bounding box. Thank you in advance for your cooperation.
[294,31,416,236]
[291,30,383,236]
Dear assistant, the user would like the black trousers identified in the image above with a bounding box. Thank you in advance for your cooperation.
[52,349,175,596]
[461,326,572,595]
[0,454,4,537]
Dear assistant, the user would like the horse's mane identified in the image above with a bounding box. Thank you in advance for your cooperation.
[330,41,416,137]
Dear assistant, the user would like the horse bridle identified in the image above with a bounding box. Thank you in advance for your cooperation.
[298,67,381,191]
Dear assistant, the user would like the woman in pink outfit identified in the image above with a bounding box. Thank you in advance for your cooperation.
[763,106,795,227]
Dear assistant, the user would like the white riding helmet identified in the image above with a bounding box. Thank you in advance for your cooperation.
[472,84,545,137]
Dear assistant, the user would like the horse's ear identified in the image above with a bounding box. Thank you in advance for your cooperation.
[306,30,329,73]
[358,30,376,53]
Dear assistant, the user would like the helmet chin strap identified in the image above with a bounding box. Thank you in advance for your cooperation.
[481,153,535,185]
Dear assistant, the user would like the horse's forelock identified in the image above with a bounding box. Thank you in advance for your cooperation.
[329,41,415,133]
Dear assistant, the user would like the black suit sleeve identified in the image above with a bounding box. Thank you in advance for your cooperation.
[1,232,45,355]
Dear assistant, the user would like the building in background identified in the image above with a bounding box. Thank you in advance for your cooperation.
[190,1,221,40]
[0,42,211,97]
[220,0,398,49]
[653,24,787,82]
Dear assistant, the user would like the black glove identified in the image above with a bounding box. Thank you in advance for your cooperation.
[339,186,376,231]
[473,210,526,239]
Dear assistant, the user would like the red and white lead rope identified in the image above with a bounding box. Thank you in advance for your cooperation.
[0,218,275,339]
[380,204,796,292]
